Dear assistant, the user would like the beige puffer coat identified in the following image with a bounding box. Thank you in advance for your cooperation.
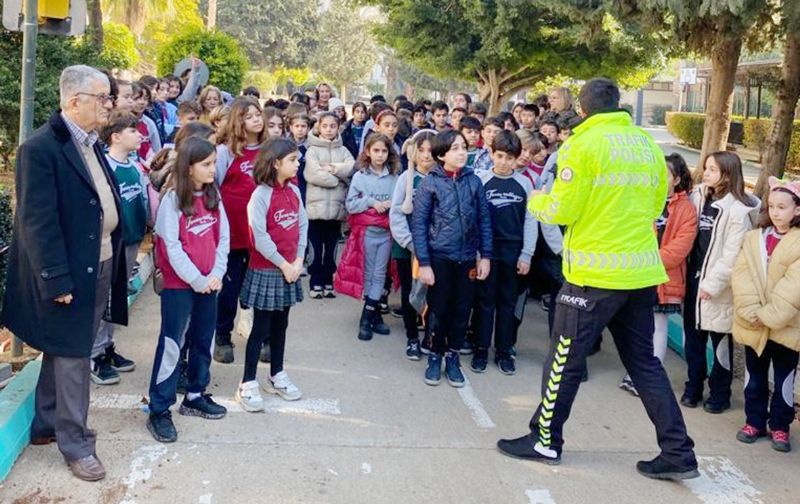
[690,185,760,333]
[304,131,355,221]
[732,227,800,355]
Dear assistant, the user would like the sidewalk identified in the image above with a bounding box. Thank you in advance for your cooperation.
[0,284,796,503]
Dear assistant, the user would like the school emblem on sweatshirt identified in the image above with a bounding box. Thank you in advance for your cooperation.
[485,188,524,208]
[186,215,218,236]
[118,181,143,202]
[240,160,255,175]
[273,209,299,230]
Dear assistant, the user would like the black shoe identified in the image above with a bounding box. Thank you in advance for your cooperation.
[471,349,488,373]
[581,368,589,382]
[636,455,699,480]
[390,308,404,319]
[444,351,465,388]
[358,304,373,341]
[179,394,227,419]
[147,411,177,443]
[680,393,701,408]
[496,434,561,465]
[90,354,120,385]
[406,339,421,361]
[259,342,271,363]
[496,355,516,376]
[106,344,135,372]
[323,285,336,298]
[213,341,235,364]
[703,400,730,414]
[176,360,188,395]
[424,354,442,386]
[459,341,475,356]
[310,286,324,299]
[371,313,391,335]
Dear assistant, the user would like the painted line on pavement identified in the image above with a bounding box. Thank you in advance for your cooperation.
[90,393,341,416]
[526,489,556,504]
[457,377,496,429]
[683,456,763,504]
[120,444,169,504]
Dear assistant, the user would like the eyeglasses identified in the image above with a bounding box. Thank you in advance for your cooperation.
[75,92,113,104]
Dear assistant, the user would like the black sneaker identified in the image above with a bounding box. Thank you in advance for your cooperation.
[496,355,516,376]
[371,312,391,336]
[179,394,227,419]
[636,455,699,480]
[213,341,235,364]
[323,285,336,298]
[459,341,475,356]
[147,411,177,443]
[444,351,465,388]
[406,339,421,361]
[106,344,135,372]
[259,341,271,363]
[176,360,188,395]
[680,393,701,408]
[90,354,120,385]
[471,349,488,373]
[390,308,404,319]
[703,400,730,414]
[310,286,324,299]
[424,354,442,386]
[496,434,561,465]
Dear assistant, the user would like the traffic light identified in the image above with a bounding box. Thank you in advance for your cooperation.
[38,0,70,21]
[2,0,87,36]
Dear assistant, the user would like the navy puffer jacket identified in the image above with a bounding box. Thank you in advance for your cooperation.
[412,164,493,266]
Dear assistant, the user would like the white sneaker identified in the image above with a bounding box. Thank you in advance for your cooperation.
[236,308,253,339]
[263,371,302,401]
[235,380,265,412]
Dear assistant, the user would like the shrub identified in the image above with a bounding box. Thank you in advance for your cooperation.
[650,105,672,126]
[0,187,13,309]
[101,22,139,70]
[665,112,706,149]
[156,26,250,94]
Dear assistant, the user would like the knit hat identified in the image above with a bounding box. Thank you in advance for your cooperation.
[400,128,437,214]
[768,176,800,200]
[328,97,345,111]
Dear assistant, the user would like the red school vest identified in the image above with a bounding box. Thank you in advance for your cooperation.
[156,196,222,290]
[220,147,259,250]
[249,183,301,270]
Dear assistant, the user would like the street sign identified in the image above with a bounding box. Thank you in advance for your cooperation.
[2,0,86,36]
[680,68,697,85]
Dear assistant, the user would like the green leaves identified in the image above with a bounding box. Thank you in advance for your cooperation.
[101,22,140,70]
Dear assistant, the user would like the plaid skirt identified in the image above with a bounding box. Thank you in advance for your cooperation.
[240,268,303,311]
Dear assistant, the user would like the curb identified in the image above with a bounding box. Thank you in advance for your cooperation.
[0,251,153,482]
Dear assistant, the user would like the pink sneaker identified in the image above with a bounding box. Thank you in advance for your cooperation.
[736,424,767,444]
[770,430,791,452]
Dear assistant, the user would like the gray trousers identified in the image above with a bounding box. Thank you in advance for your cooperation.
[32,258,112,460]
[363,231,391,302]
[92,243,138,358]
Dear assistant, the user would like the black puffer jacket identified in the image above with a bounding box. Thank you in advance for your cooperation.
[412,164,493,266]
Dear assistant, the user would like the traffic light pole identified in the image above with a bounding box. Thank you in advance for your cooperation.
[11,0,38,358]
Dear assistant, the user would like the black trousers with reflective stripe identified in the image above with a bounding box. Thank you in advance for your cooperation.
[528,282,696,466]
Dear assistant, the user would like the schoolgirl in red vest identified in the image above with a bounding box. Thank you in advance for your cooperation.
[213,97,266,364]
[148,137,230,442]
[235,138,307,411]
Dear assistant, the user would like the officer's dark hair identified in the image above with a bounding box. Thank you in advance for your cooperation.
[459,116,482,132]
[431,129,467,163]
[431,101,449,114]
[492,130,522,158]
[665,153,693,194]
[522,103,540,116]
[579,78,620,115]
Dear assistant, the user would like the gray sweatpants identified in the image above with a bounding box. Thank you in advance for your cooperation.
[92,242,139,358]
[363,229,391,302]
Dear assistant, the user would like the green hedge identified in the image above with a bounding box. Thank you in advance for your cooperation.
[665,112,706,149]
[0,187,13,311]
[742,118,800,169]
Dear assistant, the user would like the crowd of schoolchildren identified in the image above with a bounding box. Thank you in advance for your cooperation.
[91,64,800,452]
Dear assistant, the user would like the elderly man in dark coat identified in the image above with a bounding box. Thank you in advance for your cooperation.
[2,65,128,481]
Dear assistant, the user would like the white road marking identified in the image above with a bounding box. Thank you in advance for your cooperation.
[684,456,763,504]
[361,463,372,474]
[526,489,556,504]
[120,445,168,504]
[90,393,341,416]
[198,493,212,504]
[457,377,496,428]
[328,469,339,476]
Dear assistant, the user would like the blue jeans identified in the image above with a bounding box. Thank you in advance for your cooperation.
[149,289,218,415]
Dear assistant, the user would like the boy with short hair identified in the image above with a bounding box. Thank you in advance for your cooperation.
[92,111,149,385]
[451,107,468,131]
[473,116,504,174]
[412,105,430,132]
[468,102,488,124]
[459,116,485,172]
[412,130,492,388]
[165,101,202,144]
[520,104,540,132]
[430,101,451,132]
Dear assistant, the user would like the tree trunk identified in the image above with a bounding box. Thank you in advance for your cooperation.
[698,36,743,170]
[126,0,147,37]
[207,0,218,29]
[477,69,503,115]
[86,0,103,51]
[340,83,347,103]
[754,33,800,197]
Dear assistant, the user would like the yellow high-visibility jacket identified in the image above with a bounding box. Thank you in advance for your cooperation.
[528,111,669,290]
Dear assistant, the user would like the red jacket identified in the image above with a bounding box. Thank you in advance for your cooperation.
[657,191,698,304]
[334,210,392,299]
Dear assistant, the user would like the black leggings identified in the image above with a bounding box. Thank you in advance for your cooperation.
[243,308,290,382]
